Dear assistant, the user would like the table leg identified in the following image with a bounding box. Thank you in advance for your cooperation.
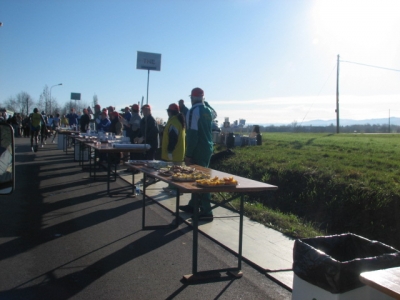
[142,173,147,229]
[132,169,136,196]
[89,147,92,177]
[94,150,97,181]
[107,155,111,194]
[192,194,199,274]
[175,190,180,226]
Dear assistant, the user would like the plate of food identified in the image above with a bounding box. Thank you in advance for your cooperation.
[158,168,174,176]
[170,165,195,174]
[195,176,239,187]
[171,171,210,182]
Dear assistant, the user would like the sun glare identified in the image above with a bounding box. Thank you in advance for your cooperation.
[312,0,400,62]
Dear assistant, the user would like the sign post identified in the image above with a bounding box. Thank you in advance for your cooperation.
[136,51,161,105]
[70,93,81,111]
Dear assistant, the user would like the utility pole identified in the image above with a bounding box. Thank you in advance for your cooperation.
[336,54,340,134]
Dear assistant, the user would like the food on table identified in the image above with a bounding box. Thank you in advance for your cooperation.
[171,171,210,181]
[170,165,195,173]
[196,176,238,186]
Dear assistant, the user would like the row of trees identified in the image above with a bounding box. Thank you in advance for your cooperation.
[254,123,400,133]
[1,85,97,117]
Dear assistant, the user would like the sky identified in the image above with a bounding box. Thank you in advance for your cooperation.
[1,0,400,126]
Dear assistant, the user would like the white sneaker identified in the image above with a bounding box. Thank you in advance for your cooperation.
[52,140,55,143]
[31,147,34,152]
[41,144,44,148]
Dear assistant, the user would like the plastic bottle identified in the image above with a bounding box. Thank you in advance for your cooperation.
[136,183,141,195]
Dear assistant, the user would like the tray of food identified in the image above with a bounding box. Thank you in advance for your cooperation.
[170,165,196,174]
[195,176,239,187]
[158,168,174,176]
[171,171,210,182]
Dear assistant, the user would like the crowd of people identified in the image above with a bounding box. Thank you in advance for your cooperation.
[2,87,217,221]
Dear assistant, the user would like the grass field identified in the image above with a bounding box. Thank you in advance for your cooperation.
[209,133,400,249]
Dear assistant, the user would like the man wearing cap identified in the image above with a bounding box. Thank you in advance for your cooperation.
[181,87,214,222]
[109,111,123,135]
[98,110,111,132]
[107,106,115,116]
[122,106,132,136]
[162,103,186,195]
[134,104,159,160]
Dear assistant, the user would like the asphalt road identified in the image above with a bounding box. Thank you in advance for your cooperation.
[0,138,291,300]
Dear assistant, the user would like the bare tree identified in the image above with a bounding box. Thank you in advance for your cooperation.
[3,96,17,112]
[38,85,49,114]
[62,101,89,116]
[3,91,34,116]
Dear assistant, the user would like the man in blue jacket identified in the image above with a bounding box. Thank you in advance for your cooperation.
[181,87,214,222]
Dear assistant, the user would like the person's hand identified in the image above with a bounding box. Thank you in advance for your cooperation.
[167,153,173,161]
[133,137,139,143]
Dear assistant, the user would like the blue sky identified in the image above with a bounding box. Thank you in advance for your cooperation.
[1,0,400,125]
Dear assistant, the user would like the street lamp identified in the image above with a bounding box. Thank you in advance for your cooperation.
[49,83,62,115]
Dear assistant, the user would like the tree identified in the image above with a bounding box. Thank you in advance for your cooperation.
[3,96,17,112]
[3,91,34,116]
[38,85,49,114]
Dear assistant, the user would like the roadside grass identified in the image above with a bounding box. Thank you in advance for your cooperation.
[209,133,400,248]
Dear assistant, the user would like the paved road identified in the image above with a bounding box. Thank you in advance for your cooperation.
[0,138,291,299]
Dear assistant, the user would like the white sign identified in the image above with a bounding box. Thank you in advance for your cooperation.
[136,51,161,71]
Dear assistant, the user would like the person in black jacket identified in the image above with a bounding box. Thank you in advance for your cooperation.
[134,104,159,160]
[80,108,91,133]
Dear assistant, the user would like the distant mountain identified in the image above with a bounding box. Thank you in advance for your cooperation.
[253,117,400,127]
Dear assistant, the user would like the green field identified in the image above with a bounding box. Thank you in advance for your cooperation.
[209,133,400,249]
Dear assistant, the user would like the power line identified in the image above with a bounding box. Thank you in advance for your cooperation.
[300,62,337,125]
[340,60,400,72]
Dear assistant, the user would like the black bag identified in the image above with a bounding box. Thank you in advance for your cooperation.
[293,233,400,293]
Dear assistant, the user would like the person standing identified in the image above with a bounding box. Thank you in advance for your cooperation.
[181,87,214,222]
[109,111,123,135]
[162,103,185,162]
[98,111,111,132]
[126,104,142,162]
[29,108,46,152]
[10,113,18,137]
[134,104,159,160]
[66,108,78,129]
[80,108,91,133]
[178,99,189,117]
[93,104,101,131]
[161,103,186,195]
[40,111,49,147]
[61,114,69,127]
[51,113,61,143]
[122,106,132,137]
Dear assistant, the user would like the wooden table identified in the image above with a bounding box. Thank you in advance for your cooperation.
[360,267,400,299]
[56,129,80,154]
[125,162,278,282]
[82,141,148,194]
